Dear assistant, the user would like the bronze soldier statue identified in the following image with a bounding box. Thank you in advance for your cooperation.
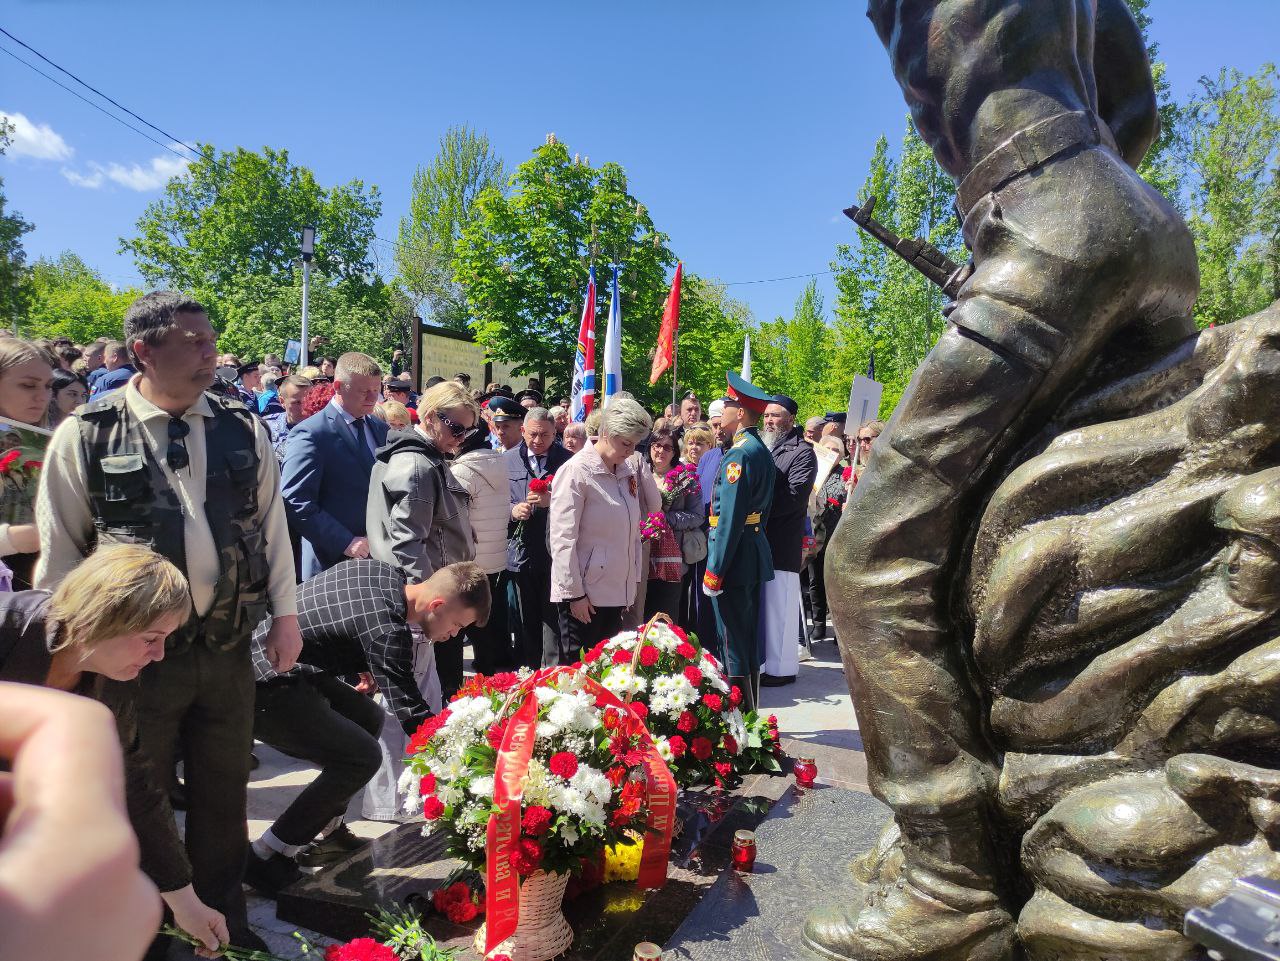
[810,1,1200,958]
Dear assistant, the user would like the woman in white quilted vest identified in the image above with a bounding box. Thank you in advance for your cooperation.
[451,422,514,674]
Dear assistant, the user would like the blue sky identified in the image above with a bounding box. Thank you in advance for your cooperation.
[3,0,1279,326]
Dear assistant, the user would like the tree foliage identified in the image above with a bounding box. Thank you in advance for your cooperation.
[753,280,835,417]
[121,144,382,298]
[23,252,142,342]
[0,118,34,328]
[830,122,963,418]
[397,126,504,331]
[454,137,676,402]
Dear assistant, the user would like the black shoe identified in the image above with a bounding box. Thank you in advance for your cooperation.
[169,781,186,812]
[250,752,261,771]
[760,673,796,687]
[296,825,369,871]
[244,849,302,897]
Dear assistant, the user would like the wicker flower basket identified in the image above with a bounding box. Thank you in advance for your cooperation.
[475,869,574,961]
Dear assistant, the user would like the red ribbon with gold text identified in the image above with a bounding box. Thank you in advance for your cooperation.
[483,667,677,954]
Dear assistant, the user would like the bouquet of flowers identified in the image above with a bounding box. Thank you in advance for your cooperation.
[639,511,668,542]
[512,474,553,539]
[658,462,700,507]
[0,421,48,526]
[400,670,664,878]
[579,616,750,790]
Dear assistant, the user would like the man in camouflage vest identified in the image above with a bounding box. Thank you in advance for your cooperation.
[36,291,302,954]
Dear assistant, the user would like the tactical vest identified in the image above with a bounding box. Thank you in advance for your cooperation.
[76,390,270,653]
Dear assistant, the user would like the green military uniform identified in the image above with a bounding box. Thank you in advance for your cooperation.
[704,374,776,709]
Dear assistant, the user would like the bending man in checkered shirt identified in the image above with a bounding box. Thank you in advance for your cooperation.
[244,559,491,895]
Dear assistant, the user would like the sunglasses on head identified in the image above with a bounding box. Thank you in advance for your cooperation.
[167,417,191,471]
[435,409,478,440]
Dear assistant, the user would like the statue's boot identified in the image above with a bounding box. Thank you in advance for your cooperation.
[802,813,1014,961]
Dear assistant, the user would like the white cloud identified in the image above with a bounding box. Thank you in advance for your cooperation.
[61,150,190,192]
[1,110,73,161]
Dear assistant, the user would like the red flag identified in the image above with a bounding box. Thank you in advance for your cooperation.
[649,262,682,384]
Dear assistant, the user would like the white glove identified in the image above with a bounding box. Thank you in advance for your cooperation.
[702,584,723,598]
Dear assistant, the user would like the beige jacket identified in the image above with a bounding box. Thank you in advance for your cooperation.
[549,442,643,608]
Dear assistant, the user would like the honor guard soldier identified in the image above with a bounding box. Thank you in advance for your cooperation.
[702,371,775,712]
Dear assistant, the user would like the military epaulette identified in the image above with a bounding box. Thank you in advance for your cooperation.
[731,437,748,449]
[703,570,723,591]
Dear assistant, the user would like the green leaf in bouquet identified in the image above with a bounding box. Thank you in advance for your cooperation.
[463,743,498,768]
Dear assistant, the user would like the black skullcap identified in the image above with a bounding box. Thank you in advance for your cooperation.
[771,394,799,415]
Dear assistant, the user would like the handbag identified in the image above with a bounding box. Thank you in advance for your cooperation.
[650,526,684,582]
[679,525,708,565]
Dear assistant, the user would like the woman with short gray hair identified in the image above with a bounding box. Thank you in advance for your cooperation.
[547,398,652,662]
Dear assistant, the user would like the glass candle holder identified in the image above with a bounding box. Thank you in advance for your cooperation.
[633,943,663,961]
[731,829,757,872]
[794,756,818,788]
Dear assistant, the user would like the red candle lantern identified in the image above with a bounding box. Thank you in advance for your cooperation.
[731,829,757,872]
[794,755,818,788]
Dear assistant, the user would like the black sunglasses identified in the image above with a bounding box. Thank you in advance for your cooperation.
[167,417,191,471]
[435,409,478,440]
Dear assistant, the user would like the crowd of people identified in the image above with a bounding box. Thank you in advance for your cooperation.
[0,290,881,960]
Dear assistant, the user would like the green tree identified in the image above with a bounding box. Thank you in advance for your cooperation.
[121,144,382,299]
[753,279,833,418]
[0,117,35,330]
[1180,64,1280,327]
[397,126,504,331]
[830,121,963,417]
[1124,0,1184,202]
[454,136,675,403]
[24,252,143,342]
[217,272,409,362]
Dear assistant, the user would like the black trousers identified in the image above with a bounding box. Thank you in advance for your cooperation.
[138,645,254,937]
[682,559,724,665]
[804,547,830,631]
[513,565,560,668]
[434,634,465,702]
[253,673,383,847]
[468,570,514,676]
[557,604,623,664]
[645,577,684,625]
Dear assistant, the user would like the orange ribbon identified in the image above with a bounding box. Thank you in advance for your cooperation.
[482,667,676,954]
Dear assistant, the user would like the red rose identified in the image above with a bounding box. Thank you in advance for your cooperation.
[325,938,398,961]
[612,648,632,665]
[676,711,696,733]
[667,735,687,757]
[715,761,732,777]
[629,701,648,720]
[0,450,20,472]
[510,837,543,875]
[548,751,579,779]
[522,805,554,836]
[675,642,697,660]
[421,795,445,820]
[419,772,436,795]
[703,693,723,712]
[729,685,743,706]
[639,645,660,667]
[683,665,702,686]
[723,735,738,754]
[691,737,713,760]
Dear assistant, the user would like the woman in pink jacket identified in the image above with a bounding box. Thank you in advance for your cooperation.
[548,398,652,663]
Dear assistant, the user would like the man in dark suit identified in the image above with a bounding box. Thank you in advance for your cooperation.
[505,406,572,667]
[282,352,388,579]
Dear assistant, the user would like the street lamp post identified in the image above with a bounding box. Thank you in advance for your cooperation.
[300,226,316,367]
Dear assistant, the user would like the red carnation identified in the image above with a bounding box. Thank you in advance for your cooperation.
[670,626,688,642]
[676,711,696,733]
[421,795,445,820]
[548,751,579,779]
[0,450,20,472]
[488,672,519,691]
[486,717,510,749]
[522,805,554,836]
[683,665,703,686]
[704,653,720,669]
[447,899,479,923]
[612,648,633,665]
[729,685,743,706]
[841,466,853,482]
[691,737,713,760]
[639,645,660,667]
[667,735,687,757]
[419,772,436,795]
[703,693,723,712]
[510,837,543,875]
[629,701,648,720]
[583,640,608,664]
[406,709,451,754]
[675,642,697,660]
[715,761,733,777]
[325,938,398,961]
[723,735,738,754]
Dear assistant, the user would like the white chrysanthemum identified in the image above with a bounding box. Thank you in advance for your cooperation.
[570,766,612,806]
[535,720,561,740]
[725,709,747,752]
[397,766,419,797]
[655,736,674,762]
[548,692,594,732]
[560,822,579,844]
[469,775,495,798]
[707,670,730,694]
[535,685,559,704]
[651,674,677,694]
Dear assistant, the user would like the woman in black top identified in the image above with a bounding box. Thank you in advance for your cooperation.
[0,542,228,956]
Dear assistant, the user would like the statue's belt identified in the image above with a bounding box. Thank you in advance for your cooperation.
[957,110,1118,218]
[709,512,762,528]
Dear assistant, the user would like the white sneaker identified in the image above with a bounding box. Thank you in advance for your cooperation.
[798,644,814,663]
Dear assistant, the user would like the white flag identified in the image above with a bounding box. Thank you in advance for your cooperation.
[603,265,623,407]
[741,332,753,383]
